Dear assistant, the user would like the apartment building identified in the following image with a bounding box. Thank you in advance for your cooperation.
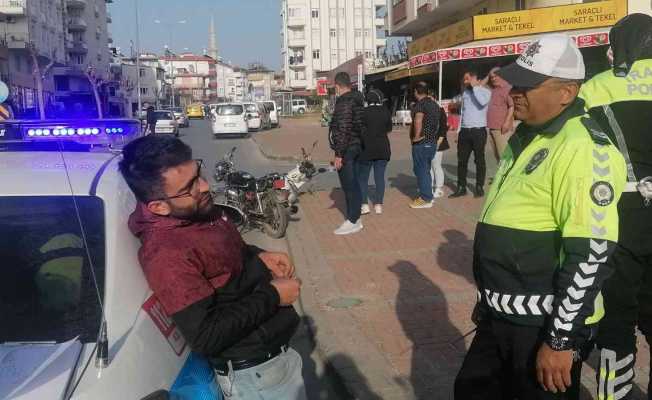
[280,0,388,91]
[0,0,66,112]
[159,53,217,107]
[386,0,646,101]
[64,0,111,74]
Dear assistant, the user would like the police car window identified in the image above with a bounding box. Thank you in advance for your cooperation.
[0,196,105,344]
[153,111,173,120]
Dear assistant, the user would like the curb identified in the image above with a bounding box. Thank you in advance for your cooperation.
[286,206,416,399]
[251,133,299,162]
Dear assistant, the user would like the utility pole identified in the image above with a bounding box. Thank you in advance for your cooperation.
[135,0,142,114]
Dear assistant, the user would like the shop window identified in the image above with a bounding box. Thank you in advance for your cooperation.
[515,0,525,10]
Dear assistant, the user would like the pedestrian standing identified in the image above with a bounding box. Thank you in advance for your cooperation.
[358,89,392,215]
[430,97,450,198]
[580,14,652,400]
[145,102,157,135]
[449,70,492,198]
[329,72,365,235]
[454,34,627,400]
[409,82,439,209]
[487,67,515,162]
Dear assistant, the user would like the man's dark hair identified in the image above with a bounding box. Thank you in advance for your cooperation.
[463,69,479,78]
[414,81,430,96]
[119,135,193,203]
[334,72,352,88]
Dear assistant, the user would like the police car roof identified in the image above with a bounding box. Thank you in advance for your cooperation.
[0,151,120,197]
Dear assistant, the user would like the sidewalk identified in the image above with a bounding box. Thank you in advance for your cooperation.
[286,187,651,399]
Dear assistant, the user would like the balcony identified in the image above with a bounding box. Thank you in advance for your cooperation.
[289,79,308,88]
[288,55,305,68]
[67,40,88,54]
[391,0,479,36]
[107,33,113,43]
[287,17,305,27]
[68,17,88,31]
[106,12,112,23]
[6,31,27,49]
[66,0,86,9]
[288,37,306,48]
[0,0,26,15]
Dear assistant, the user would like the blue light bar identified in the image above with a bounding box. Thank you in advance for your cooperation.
[3,119,143,151]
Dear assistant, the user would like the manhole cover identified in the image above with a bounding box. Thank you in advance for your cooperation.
[327,297,363,309]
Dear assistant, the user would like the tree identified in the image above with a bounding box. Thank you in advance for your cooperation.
[120,77,136,117]
[27,43,56,120]
[85,65,104,119]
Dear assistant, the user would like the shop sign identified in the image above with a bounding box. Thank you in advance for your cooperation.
[408,18,474,57]
[473,0,627,40]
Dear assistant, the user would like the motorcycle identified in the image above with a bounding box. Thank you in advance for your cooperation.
[213,147,289,238]
[276,141,328,213]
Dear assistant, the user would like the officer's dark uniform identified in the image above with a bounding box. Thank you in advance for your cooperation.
[579,14,652,400]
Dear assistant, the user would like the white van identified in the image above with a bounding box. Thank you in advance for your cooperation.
[211,103,249,137]
[291,99,307,115]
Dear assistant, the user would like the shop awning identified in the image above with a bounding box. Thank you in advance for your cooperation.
[409,27,610,69]
[385,63,438,82]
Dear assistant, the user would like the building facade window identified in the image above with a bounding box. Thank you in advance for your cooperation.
[355,29,362,37]
[311,9,319,18]
[515,0,525,10]
[312,50,320,59]
[329,29,336,37]
[140,87,148,95]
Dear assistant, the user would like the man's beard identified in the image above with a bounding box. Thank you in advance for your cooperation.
[169,192,215,221]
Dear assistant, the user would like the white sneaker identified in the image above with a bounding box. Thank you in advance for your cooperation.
[361,204,371,215]
[433,188,445,198]
[334,219,363,235]
[374,204,383,214]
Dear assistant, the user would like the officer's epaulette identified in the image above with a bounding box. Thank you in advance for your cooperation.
[580,117,611,145]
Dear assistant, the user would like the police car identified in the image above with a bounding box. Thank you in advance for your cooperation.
[0,119,221,399]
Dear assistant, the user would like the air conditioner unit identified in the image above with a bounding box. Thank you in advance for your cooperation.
[6,17,16,24]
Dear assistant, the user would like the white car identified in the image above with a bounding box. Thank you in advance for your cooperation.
[153,110,180,136]
[291,99,307,115]
[0,119,222,399]
[262,101,280,128]
[211,103,249,137]
[169,107,189,128]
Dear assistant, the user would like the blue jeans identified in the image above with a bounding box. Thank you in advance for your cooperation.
[215,348,307,400]
[357,159,389,205]
[412,142,437,202]
[337,146,362,223]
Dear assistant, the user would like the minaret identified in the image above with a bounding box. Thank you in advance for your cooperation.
[208,15,219,60]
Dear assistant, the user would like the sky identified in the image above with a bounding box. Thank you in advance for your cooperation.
[109,0,282,70]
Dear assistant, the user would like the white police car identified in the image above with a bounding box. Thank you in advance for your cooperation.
[0,119,221,399]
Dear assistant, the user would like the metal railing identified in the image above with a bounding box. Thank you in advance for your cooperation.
[0,0,26,8]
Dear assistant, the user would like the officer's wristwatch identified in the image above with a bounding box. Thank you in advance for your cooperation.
[546,335,574,351]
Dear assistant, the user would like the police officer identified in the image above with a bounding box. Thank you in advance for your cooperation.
[454,34,627,399]
[580,14,652,399]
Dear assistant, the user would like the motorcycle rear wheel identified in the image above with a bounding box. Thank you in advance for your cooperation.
[262,195,289,239]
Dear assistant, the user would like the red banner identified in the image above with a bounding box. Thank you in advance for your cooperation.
[143,295,187,356]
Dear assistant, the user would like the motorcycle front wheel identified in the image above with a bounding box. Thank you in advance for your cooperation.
[262,194,289,239]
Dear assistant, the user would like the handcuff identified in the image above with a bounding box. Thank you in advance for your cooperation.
[637,176,652,207]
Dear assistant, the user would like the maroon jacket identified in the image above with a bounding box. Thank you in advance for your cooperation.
[128,204,299,361]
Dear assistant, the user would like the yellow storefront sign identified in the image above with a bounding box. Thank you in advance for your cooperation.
[474,0,627,40]
[408,18,474,58]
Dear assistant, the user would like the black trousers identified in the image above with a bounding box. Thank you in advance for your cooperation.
[337,146,362,223]
[455,317,587,400]
[596,203,652,399]
[457,127,488,188]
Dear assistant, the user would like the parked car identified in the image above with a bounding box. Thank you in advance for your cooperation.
[185,103,204,119]
[242,102,265,131]
[211,103,249,137]
[291,99,307,114]
[168,107,189,128]
[153,110,180,136]
[262,100,280,128]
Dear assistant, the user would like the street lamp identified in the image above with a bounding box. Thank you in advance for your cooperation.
[154,19,187,108]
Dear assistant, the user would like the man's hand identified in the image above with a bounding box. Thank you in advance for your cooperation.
[270,278,302,306]
[334,157,343,170]
[536,343,574,393]
[259,252,295,279]
[501,121,513,135]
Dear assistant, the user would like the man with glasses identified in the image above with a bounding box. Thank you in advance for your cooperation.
[119,135,306,399]
[454,34,626,399]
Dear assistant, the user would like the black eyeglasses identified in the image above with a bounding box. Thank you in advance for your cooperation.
[153,159,204,201]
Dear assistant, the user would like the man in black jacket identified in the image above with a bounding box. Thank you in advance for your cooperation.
[329,72,365,235]
[120,135,306,399]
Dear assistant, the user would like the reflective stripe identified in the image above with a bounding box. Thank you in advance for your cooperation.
[598,349,635,400]
[481,289,554,316]
[624,182,638,192]
[602,104,637,183]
